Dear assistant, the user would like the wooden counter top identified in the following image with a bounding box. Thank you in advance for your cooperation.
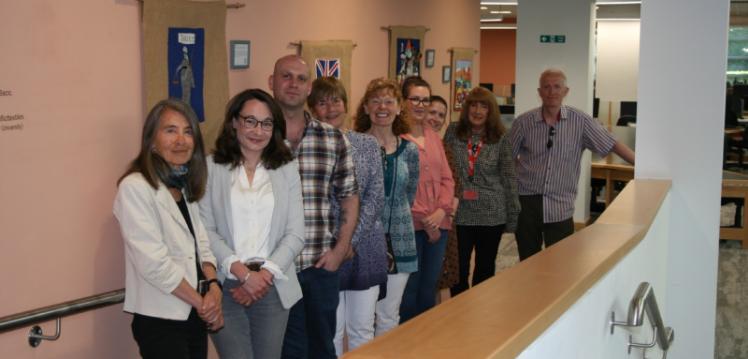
[345,180,671,359]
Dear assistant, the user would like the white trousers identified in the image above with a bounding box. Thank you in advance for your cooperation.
[374,273,411,337]
[333,286,380,356]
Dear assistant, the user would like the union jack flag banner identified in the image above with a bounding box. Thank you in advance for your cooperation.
[315,58,341,79]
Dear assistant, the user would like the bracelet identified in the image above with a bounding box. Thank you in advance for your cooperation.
[242,272,251,283]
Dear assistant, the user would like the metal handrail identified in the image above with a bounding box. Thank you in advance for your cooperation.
[610,282,675,358]
[0,288,124,345]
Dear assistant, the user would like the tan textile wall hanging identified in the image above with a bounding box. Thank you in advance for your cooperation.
[450,47,475,113]
[387,26,428,84]
[143,0,229,151]
[299,40,354,127]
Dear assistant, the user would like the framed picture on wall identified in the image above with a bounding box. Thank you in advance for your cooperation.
[230,40,250,69]
[442,65,451,83]
[425,49,435,68]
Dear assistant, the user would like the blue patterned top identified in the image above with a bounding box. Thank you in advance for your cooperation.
[382,139,420,273]
[333,132,388,290]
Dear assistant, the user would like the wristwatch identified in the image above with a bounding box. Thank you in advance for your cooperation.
[204,278,222,291]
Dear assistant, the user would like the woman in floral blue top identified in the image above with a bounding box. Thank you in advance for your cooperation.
[308,77,388,355]
[354,78,419,336]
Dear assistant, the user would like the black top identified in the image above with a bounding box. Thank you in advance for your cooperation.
[176,196,205,281]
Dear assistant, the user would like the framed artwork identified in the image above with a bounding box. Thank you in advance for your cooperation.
[230,40,250,69]
[442,65,451,83]
[453,59,473,111]
[169,28,205,121]
[395,38,422,83]
[425,49,435,68]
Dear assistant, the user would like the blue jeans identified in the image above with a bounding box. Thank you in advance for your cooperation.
[281,267,339,359]
[399,229,448,323]
[211,280,289,359]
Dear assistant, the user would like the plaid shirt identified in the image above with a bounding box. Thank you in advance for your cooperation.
[292,112,358,271]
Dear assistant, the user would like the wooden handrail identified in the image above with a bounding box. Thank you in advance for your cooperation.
[345,179,671,358]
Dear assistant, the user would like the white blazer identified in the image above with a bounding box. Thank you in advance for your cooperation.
[200,156,304,309]
[114,172,217,321]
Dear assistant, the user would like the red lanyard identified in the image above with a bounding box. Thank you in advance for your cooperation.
[467,137,483,178]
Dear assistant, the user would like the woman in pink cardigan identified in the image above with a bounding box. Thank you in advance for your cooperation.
[398,76,455,323]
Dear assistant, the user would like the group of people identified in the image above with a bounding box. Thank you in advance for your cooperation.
[114,54,635,358]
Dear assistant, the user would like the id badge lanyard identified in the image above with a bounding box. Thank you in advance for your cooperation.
[467,137,483,181]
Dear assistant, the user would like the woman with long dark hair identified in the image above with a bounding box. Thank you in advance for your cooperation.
[199,89,305,358]
[443,87,519,296]
[114,99,222,358]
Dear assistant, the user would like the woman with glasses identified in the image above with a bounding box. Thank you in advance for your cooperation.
[114,99,222,358]
[354,78,419,336]
[307,77,387,354]
[398,77,455,322]
[199,89,305,358]
[443,87,519,296]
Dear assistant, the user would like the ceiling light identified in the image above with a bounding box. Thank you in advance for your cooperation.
[480,2,517,5]
[490,10,500,14]
[596,1,641,4]
[481,25,517,30]
[495,10,512,14]
[481,18,504,22]
[480,6,488,10]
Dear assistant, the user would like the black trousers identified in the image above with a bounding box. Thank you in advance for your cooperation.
[516,195,574,261]
[450,224,505,297]
[131,308,207,359]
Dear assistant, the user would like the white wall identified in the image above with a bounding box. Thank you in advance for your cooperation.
[518,196,670,358]
[515,0,595,223]
[636,0,729,357]
[595,20,640,122]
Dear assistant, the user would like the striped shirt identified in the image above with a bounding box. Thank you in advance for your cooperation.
[292,112,358,271]
[509,106,616,223]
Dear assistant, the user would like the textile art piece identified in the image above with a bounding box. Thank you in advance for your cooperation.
[143,0,229,151]
[387,26,428,84]
[450,48,475,112]
[168,28,205,121]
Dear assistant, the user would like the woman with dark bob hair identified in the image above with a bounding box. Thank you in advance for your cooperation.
[199,88,305,358]
[114,99,223,359]
[443,86,519,297]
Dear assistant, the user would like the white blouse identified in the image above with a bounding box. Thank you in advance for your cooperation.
[221,163,286,280]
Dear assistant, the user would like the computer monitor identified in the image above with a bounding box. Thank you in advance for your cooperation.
[479,83,494,92]
[593,97,600,118]
[620,101,637,117]
[499,105,515,115]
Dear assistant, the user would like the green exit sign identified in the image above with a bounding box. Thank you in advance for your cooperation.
[540,35,566,44]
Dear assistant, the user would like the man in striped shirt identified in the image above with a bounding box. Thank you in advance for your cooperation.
[509,68,635,261]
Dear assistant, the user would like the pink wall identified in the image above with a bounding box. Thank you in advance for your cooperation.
[0,1,478,357]
[226,0,480,114]
[480,29,516,97]
[0,1,142,357]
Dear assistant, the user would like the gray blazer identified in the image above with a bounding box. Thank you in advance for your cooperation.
[199,156,304,309]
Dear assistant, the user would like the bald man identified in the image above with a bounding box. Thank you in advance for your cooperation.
[269,55,359,359]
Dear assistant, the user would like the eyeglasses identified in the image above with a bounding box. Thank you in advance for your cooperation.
[546,127,556,149]
[407,97,431,106]
[237,115,274,131]
[369,97,398,107]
